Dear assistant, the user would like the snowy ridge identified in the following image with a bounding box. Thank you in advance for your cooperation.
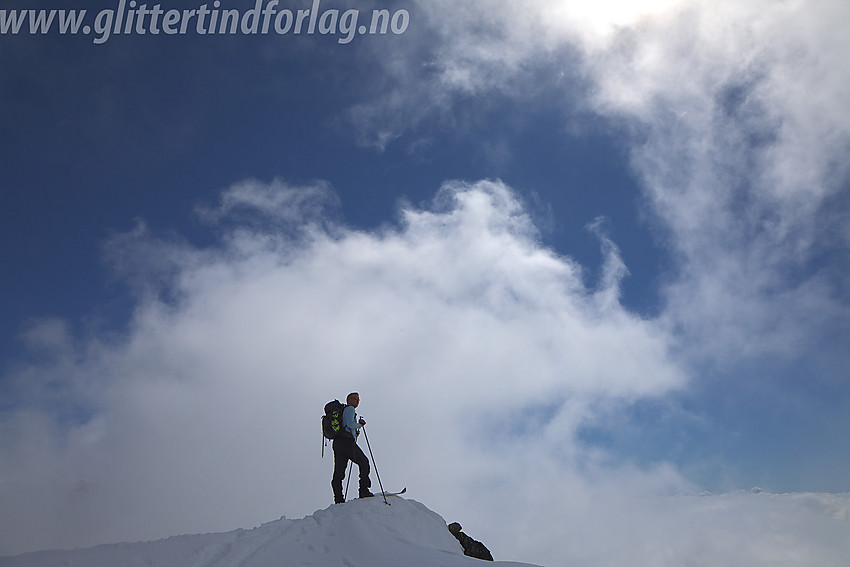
[0,497,540,567]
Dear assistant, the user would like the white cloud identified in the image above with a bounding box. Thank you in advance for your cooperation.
[338,0,850,560]
[2,179,848,565]
[194,178,340,229]
[597,0,850,361]
[360,0,850,362]
[0,179,683,556]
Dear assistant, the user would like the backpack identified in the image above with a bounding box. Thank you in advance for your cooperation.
[322,399,349,440]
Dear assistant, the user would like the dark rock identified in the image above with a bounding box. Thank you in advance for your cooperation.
[447,522,494,561]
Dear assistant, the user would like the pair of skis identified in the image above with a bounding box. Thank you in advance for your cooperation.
[377,486,406,505]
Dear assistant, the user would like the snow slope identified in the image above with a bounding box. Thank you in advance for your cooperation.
[0,496,540,567]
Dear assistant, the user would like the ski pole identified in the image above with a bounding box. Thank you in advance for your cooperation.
[344,460,353,501]
[361,426,389,505]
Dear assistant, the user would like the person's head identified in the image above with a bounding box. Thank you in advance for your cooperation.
[346,392,360,407]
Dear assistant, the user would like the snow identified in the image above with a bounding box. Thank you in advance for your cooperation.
[0,496,540,567]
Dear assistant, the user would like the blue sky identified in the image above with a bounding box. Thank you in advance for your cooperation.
[2,0,849,564]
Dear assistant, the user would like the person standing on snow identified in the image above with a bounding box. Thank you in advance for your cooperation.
[331,392,373,503]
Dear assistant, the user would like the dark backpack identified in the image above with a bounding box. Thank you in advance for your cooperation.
[322,399,349,440]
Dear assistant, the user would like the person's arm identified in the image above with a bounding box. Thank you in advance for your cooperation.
[343,405,362,437]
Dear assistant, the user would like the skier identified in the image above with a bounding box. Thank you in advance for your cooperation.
[331,392,373,503]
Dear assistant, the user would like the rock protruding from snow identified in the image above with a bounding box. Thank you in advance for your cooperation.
[0,497,540,567]
[448,522,494,561]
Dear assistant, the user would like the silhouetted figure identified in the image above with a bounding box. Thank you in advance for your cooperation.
[448,522,493,561]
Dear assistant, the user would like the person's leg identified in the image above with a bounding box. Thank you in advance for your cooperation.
[353,443,372,496]
[331,440,352,503]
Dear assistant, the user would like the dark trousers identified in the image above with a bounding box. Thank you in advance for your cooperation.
[331,436,371,501]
